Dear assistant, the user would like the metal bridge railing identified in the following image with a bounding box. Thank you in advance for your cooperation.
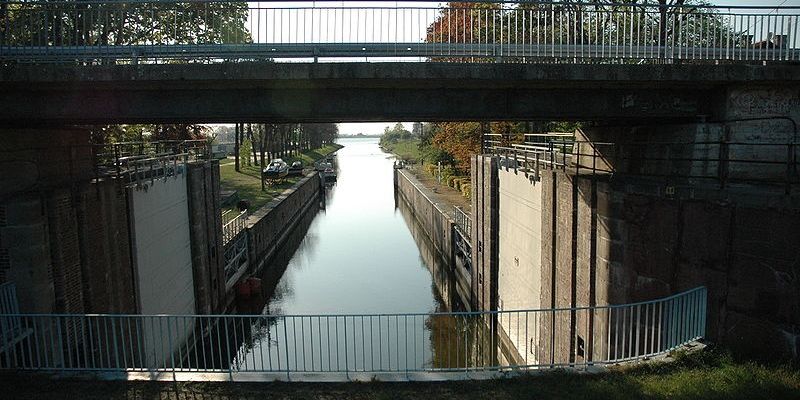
[0,286,706,379]
[0,1,798,63]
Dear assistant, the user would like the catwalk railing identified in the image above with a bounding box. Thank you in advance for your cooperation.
[453,205,471,240]
[222,209,248,246]
[0,286,706,379]
[1,1,798,63]
[485,131,799,194]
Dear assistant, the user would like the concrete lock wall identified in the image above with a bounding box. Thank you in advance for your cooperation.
[471,156,499,314]
[487,165,799,363]
[128,174,196,315]
[0,127,136,315]
[186,161,225,315]
[75,180,137,314]
[128,172,196,368]
[394,169,472,310]
[247,172,322,279]
[497,167,543,365]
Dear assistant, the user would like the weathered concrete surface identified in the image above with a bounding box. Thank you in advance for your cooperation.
[0,195,55,314]
[0,127,138,315]
[246,172,321,279]
[0,127,93,195]
[394,168,471,310]
[187,161,225,315]
[472,155,499,313]
[127,173,195,316]
[529,169,799,362]
[75,180,136,314]
[497,167,542,364]
[3,63,799,124]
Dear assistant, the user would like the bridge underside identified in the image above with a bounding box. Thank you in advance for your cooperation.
[0,62,797,125]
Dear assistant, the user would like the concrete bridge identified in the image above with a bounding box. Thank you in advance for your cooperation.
[1,62,799,125]
[0,0,799,375]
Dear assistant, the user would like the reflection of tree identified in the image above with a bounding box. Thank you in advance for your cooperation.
[426,314,495,369]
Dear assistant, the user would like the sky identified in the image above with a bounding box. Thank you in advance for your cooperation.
[338,122,413,135]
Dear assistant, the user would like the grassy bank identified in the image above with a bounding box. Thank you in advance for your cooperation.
[219,144,342,211]
[382,139,421,162]
[2,351,797,399]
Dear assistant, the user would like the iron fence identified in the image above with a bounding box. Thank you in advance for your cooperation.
[222,209,247,246]
[0,286,706,379]
[484,126,799,193]
[0,1,798,63]
[453,205,471,240]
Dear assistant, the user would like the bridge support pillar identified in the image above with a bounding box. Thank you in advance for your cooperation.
[470,155,499,313]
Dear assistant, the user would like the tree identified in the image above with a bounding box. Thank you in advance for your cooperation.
[148,124,209,141]
[379,123,412,147]
[426,1,737,64]
[2,1,251,56]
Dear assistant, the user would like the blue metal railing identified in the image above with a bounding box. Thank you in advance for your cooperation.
[0,286,707,380]
[0,1,799,63]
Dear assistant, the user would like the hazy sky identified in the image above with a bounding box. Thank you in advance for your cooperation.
[338,122,413,135]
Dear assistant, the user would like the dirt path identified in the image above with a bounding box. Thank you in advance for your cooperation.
[404,165,471,212]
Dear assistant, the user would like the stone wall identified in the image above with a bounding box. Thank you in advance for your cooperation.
[471,156,498,313]
[0,127,136,315]
[533,169,800,362]
[75,180,136,314]
[595,181,799,361]
[186,161,225,314]
[0,195,54,313]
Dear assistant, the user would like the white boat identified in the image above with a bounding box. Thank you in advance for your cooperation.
[263,159,289,179]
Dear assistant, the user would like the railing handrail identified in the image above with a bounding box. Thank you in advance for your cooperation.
[3,1,799,64]
[1,0,798,11]
[0,285,706,376]
[0,286,706,319]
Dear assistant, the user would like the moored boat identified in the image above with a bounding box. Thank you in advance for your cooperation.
[263,158,289,179]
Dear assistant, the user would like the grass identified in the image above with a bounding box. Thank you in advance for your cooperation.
[3,350,798,399]
[219,144,343,211]
[382,139,421,162]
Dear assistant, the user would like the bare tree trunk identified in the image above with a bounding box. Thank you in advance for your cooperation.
[248,123,258,166]
[234,123,240,172]
[259,124,267,168]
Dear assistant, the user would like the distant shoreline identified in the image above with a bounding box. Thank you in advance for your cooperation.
[338,135,382,139]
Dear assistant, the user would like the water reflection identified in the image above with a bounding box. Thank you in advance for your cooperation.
[223,137,496,372]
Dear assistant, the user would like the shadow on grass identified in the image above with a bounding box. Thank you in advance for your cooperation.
[3,351,797,400]
[218,144,342,211]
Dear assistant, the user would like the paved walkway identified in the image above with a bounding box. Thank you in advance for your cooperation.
[403,165,471,213]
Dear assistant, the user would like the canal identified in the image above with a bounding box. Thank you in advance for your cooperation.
[228,137,486,374]
[260,137,445,316]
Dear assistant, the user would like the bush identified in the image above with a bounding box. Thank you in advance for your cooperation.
[461,183,471,198]
[425,164,437,176]
[446,175,458,188]
[440,167,455,184]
